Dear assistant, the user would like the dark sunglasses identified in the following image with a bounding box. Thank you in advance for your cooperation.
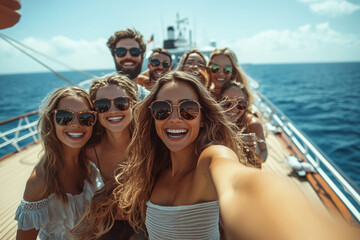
[209,64,232,74]
[93,97,131,113]
[223,100,248,111]
[54,109,97,127]
[149,100,201,121]
[114,47,142,58]
[150,59,171,68]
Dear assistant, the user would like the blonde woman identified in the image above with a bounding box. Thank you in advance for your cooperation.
[114,71,358,240]
[73,74,142,240]
[15,86,102,239]
[208,47,251,101]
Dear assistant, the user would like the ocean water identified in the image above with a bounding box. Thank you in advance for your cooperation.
[0,63,359,187]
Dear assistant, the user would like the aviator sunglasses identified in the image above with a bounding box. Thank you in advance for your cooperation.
[93,97,131,113]
[53,109,97,127]
[222,99,248,111]
[209,64,232,74]
[114,47,142,58]
[150,59,171,68]
[149,100,201,121]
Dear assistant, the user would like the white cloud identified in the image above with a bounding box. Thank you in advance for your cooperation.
[299,0,360,16]
[0,36,114,74]
[219,22,360,63]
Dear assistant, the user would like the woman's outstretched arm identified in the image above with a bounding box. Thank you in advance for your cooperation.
[206,145,359,240]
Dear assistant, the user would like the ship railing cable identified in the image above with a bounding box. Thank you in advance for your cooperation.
[252,89,360,223]
[0,33,97,86]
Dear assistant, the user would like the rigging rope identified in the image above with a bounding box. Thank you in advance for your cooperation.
[0,33,97,86]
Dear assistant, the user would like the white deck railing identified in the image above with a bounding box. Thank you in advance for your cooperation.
[0,111,39,154]
[253,90,360,222]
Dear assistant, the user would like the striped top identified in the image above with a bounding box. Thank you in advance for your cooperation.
[145,201,220,240]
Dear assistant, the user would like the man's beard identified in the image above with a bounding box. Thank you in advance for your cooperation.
[116,60,143,80]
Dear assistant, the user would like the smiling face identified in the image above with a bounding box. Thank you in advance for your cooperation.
[209,54,233,91]
[95,84,132,134]
[54,96,93,149]
[114,38,143,80]
[222,86,247,123]
[154,81,202,153]
[183,53,206,76]
[148,52,172,82]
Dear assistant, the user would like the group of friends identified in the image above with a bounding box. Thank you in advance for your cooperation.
[15,28,358,240]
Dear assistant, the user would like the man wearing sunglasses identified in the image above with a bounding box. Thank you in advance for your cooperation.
[106,28,149,100]
[139,48,172,90]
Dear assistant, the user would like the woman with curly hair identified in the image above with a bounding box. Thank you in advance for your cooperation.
[15,86,101,239]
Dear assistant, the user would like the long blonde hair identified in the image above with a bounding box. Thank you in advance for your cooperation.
[38,86,93,203]
[114,71,248,231]
[208,47,253,103]
[72,74,139,239]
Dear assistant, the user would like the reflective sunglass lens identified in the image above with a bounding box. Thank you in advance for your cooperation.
[237,101,247,110]
[179,101,200,120]
[151,101,171,120]
[162,62,171,68]
[150,59,160,67]
[224,65,232,74]
[114,97,130,111]
[94,99,111,113]
[129,47,141,57]
[79,112,96,126]
[55,110,73,126]
[210,64,220,73]
[115,47,127,57]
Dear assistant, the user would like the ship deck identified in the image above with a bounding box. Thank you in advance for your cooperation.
[0,130,345,239]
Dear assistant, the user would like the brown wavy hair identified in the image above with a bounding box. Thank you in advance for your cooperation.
[113,71,248,232]
[106,28,146,60]
[38,86,94,203]
[176,49,210,88]
[208,47,253,103]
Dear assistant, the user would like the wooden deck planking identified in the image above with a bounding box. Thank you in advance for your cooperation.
[0,131,335,239]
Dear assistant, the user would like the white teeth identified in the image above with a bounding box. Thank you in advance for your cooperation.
[124,62,134,66]
[67,132,84,137]
[107,116,124,121]
[216,78,225,82]
[167,129,187,134]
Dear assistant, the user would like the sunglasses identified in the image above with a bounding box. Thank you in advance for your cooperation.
[93,97,131,113]
[222,100,248,111]
[149,100,201,121]
[114,47,142,58]
[54,109,97,127]
[150,59,171,68]
[209,64,232,74]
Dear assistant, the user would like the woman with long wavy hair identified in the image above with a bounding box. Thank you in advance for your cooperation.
[72,74,143,240]
[114,71,358,240]
[15,86,101,240]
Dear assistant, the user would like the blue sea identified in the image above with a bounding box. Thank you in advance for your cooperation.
[0,62,359,187]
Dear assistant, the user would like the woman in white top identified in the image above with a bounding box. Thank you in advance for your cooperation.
[15,86,102,240]
[114,71,358,240]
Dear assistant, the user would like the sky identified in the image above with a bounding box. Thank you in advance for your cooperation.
[0,0,360,74]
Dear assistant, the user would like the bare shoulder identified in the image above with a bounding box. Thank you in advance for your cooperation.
[23,158,49,202]
[199,145,239,165]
